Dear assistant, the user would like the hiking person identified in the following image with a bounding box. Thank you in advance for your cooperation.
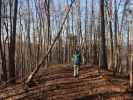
[72,48,81,77]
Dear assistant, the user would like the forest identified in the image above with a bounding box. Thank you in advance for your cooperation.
[0,0,133,99]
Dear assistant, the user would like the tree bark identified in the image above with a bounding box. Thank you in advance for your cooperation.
[76,0,81,45]
[109,0,113,70]
[8,0,18,84]
[99,0,108,70]
[130,54,133,88]
[0,0,7,81]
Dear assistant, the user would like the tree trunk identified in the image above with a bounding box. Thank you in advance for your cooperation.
[114,0,118,49]
[109,20,113,70]
[130,55,133,88]
[84,0,88,64]
[113,0,118,74]
[0,0,7,81]
[99,0,108,70]
[27,0,32,59]
[126,22,130,72]
[108,0,113,70]
[45,0,51,66]
[8,0,18,84]
[76,0,81,45]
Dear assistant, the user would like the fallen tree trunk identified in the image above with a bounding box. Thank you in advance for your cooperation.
[25,0,75,85]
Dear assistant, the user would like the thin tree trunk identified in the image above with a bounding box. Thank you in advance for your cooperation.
[108,0,113,70]
[84,0,88,64]
[114,0,118,74]
[27,0,32,59]
[127,22,130,72]
[76,0,81,45]
[114,0,118,49]
[44,0,51,66]
[109,20,113,70]
[130,54,133,88]
[8,0,18,83]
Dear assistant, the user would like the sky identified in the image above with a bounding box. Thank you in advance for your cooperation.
[52,0,132,43]
[16,0,133,43]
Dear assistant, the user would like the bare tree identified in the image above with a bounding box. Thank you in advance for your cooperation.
[44,0,51,66]
[83,0,88,64]
[108,0,113,70]
[76,0,81,45]
[8,0,18,83]
[0,0,7,81]
[99,0,108,70]
[27,0,32,58]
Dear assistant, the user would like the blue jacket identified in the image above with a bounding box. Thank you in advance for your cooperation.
[73,52,81,65]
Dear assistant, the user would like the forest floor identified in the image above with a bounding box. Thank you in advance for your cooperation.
[0,64,133,100]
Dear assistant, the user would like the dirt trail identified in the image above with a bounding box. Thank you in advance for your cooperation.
[0,64,132,100]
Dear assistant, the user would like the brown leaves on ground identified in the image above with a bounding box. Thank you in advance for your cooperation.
[0,64,132,100]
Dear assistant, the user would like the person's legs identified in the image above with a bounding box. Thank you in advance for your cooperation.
[74,65,76,77]
[76,65,79,77]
